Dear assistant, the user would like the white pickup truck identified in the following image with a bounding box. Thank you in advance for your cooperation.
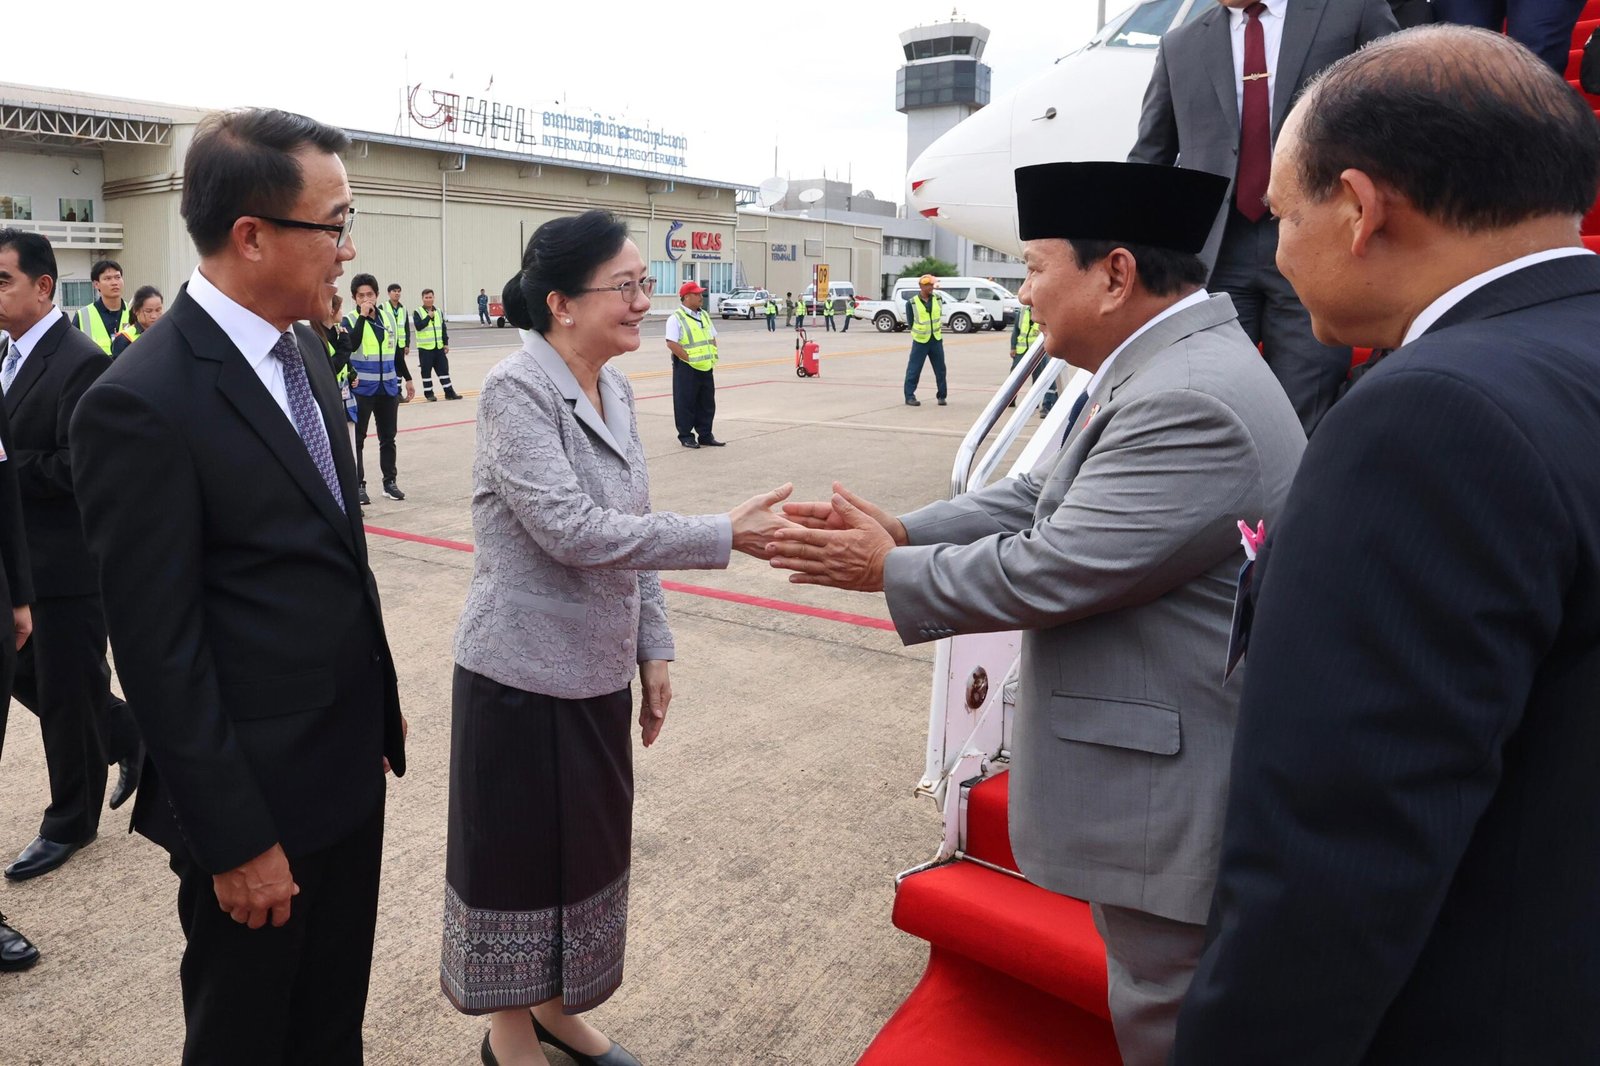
[854,290,993,334]
[718,288,775,319]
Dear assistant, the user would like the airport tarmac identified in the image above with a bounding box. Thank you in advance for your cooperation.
[0,317,1031,1065]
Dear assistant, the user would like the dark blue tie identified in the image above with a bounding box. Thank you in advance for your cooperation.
[1060,389,1091,448]
[272,332,346,513]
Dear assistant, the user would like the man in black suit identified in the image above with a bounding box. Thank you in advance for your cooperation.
[0,334,39,968]
[1173,27,1600,1063]
[70,109,406,1064]
[1130,0,1397,434]
[0,229,137,881]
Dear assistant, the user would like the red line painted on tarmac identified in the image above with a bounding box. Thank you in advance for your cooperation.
[361,524,896,632]
[367,418,477,438]
[633,379,781,402]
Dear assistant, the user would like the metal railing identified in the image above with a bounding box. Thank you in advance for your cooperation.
[4,219,124,250]
[949,337,1060,497]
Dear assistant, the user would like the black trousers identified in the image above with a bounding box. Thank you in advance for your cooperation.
[1210,210,1351,436]
[1434,0,1585,72]
[354,392,399,484]
[672,359,716,442]
[172,800,385,1065]
[478,307,490,324]
[824,315,837,331]
[418,348,453,396]
[12,595,122,843]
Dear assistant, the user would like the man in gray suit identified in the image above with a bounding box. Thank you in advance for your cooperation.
[770,161,1306,1065]
[1130,0,1397,434]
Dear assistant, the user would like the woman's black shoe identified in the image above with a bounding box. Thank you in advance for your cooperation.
[530,1012,643,1066]
[481,1031,498,1065]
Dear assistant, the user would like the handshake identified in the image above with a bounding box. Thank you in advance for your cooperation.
[726,482,908,593]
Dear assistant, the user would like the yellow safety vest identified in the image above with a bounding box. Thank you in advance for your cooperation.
[910,295,943,344]
[76,302,132,356]
[414,307,443,349]
[674,307,718,371]
[384,303,408,348]
[1013,307,1039,355]
[823,298,835,318]
[764,300,777,315]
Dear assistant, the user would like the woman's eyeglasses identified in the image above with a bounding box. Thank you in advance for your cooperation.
[576,277,658,302]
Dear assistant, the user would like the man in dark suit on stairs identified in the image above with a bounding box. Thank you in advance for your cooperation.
[70,108,407,1064]
[1173,27,1600,1063]
[1130,0,1398,434]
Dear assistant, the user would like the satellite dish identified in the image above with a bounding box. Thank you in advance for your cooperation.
[798,188,824,204]
[756,175,789,207]
[859,189,876,200]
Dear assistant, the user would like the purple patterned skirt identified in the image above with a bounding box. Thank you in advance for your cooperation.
[440,665,633,1015]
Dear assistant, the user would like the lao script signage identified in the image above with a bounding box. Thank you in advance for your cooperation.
[406,84,689,171]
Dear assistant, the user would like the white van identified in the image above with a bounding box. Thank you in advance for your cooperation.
[891,276,1021,331]
[802,281,857,315]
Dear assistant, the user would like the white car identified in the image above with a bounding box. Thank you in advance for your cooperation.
[718,289,775,319]
[855,290,993,334]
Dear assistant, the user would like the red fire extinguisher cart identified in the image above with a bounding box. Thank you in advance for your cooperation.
[795,327,821,378]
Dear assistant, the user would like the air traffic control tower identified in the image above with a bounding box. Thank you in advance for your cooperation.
[896,15,991,264]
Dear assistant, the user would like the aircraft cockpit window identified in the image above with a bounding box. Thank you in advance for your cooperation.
[1105,0,1188,48]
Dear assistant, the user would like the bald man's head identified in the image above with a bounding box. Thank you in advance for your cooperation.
[1290,25,1600,231]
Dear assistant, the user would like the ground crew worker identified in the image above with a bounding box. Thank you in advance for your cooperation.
[784,291,795,327]
[384,283,415,402]
[666,280,724,449]
[823,295,837,332]
[764,296,778,332]
[73,259,131,356]
[903,273,948,407]
[794,292,805,330]
[413,288,460,401]
[324,294,359,443]
[1006,304,1055,412]
[838,294,853,333]
[477,287,490,324]
[345,273,405,504]
[110,285,164,359]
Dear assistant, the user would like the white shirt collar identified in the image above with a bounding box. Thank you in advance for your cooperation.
[10,306,67,359]
[1230,0,1287,28]
[1401,248,1593,346]
[1085,288,1212,397]
[186,266,290,368]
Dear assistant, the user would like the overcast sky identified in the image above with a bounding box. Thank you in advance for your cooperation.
[6,0,1110,203]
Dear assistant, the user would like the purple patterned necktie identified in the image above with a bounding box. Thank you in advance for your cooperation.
[271,331,345,513]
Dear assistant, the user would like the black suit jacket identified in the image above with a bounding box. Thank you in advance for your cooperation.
[69,288,405,874]
[0,380,35,764]
[1129,0,1398,267]
[5,313,108,599]
[1172,254,1600,1063]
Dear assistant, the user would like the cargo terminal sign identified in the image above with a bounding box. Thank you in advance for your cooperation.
[406,84,689,171]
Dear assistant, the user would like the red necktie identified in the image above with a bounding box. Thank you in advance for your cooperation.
[1235,2,1270,222]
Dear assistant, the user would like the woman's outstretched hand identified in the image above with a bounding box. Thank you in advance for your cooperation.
[728,483,799,559]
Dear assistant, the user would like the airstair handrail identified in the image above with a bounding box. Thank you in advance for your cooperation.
[950,336,1055,498]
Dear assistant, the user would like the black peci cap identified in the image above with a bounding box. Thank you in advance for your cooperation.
[1014,162,1229,254]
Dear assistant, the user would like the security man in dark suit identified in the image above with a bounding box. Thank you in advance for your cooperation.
[1173,27,1600,1063]
[1130,0,1397,434]
[0,228,137,882]
[0,333,39,969]
[70,108,406,1064]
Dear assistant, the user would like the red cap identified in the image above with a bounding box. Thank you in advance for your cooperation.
[678,281,707,297]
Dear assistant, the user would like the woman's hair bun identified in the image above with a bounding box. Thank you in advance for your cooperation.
[501,270,534,330]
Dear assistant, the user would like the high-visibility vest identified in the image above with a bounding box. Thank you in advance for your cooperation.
[823,298,835,318]
[116,324,140,346]
[414,307,443,349]
[764,300,777,315]
[75,302,131,356]
[326,335,358,422]
[910,295,943,344]
[1013,307,1039,355]
[384,303,408,348]
[343,310,399,396]
[673,307,718,371]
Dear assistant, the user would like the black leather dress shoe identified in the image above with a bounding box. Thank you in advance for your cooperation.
[109,755,142,810]
[678,437,699,449]
[480,1031,497,1065]
[4,834,93,881]
[531,1014,642,1066]
[0,913,39,971]
[904,396,921,406]
[697,436,727,447]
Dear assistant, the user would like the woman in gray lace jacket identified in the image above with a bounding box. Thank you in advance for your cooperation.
[442,211,791,1066]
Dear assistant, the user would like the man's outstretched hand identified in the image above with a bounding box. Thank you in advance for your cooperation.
[768,491,897,592]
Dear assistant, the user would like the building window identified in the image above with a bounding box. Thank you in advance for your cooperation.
[0,195,31,220]
[649,260,678,294]
[973,244,1023,264]
[59,279,94,308]
[706,262,735,293]
[804,239,823,258]
[883,236,930,258]
[59,198,94,223]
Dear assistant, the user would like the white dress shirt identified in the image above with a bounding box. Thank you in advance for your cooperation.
[1084,288,1212,398]
[186,268,330,451]
[1230,0,1288,120]
[1401,248,1594,346]
[2,307,68,392]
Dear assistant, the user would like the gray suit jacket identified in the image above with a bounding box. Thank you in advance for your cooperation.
[454,332,732,700]
[1129,0,1397,267]
[883,295,1306,924]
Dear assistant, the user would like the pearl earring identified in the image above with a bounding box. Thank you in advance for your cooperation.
[564,317,573,325]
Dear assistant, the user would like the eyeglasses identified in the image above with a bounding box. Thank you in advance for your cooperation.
[253,207,358,249]
[575,277,657,302]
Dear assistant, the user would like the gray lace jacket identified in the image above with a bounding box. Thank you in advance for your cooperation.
[454,332,732,699]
